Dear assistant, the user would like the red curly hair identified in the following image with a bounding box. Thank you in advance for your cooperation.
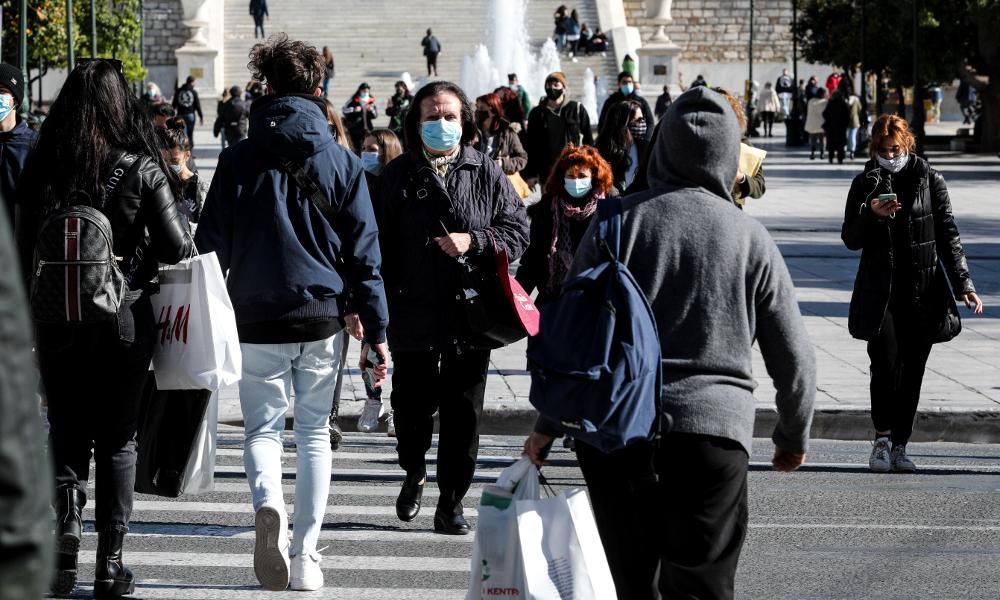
[543,145,614,198]
[869,114,916,159]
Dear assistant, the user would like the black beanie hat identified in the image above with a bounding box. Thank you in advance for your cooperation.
[0,63,25,107]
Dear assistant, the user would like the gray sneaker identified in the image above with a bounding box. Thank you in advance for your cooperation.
[869,437,892,473]
[891,444,917,473]
[357,397,384,433]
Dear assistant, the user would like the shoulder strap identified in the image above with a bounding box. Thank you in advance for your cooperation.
[596,197,623,261]
[279,158,338,223]
[103,153,141,204]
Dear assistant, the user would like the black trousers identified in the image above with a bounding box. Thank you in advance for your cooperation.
[576,433,749,600]
[390,348,489,515]
[868,304,933,445]
[38,296,155,532]
[761,111,775,135]
[426,52,439,76]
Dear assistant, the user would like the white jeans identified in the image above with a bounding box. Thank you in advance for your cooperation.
[239,332,343,556]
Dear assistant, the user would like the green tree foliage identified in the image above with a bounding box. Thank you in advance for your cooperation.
[793,0,1000,151]
[0,0,145,88]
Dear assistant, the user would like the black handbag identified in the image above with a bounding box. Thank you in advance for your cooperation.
[135,378,212,497]
[921,262,962,344]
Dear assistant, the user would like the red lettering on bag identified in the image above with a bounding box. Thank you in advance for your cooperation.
[156,304,191,345]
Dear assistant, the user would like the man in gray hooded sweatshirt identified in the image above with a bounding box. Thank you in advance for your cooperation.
[525,87,816,599]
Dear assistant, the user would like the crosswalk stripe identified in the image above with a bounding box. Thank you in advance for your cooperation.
[75,585,465,599]
[84,525,476,544]
[76,551,470,571]
[213,449,521,464]
[212,464,505,479]
[130,482,482,497]
[84,501,480,517]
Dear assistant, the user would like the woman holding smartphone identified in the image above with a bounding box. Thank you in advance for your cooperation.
[842,114,982,473]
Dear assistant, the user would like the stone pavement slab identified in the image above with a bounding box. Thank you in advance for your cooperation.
[191,122,1000,442]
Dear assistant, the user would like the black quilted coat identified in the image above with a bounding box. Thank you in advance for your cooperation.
[841,155,975,342]
[374,145,530,351]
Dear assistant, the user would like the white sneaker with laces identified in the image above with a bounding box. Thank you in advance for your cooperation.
[891,444,917,473]
[386,410,396,437]
[253,504,290,591]
[869,437,892,473]
[357,397,384,433]
[289,552,324,591]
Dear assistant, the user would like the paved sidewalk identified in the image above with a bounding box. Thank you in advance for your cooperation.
[192,123,1000,442]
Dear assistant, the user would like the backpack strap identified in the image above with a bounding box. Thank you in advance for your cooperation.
[278,158,338,223]
[596,196,623,261]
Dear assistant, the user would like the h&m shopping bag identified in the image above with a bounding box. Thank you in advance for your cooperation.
[150,252,241,390]
[516,488,617,600]
[466,457,541,600]
[135,378,218,497]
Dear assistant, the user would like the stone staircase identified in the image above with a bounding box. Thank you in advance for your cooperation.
[223,0,618,127]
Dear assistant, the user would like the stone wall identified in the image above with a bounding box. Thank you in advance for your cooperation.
[143,0,187,66]
[624,0,794,64]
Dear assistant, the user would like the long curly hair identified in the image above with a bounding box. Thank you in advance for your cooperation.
[596,99,641,183]
[543,145,614,199]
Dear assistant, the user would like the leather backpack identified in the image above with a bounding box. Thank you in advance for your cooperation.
[30,154,139,323]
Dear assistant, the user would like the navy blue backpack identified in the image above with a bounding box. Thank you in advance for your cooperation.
[527,197,665,453]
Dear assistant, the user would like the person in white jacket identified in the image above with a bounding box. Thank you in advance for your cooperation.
[804,88,828,160]
[757,82,780,137]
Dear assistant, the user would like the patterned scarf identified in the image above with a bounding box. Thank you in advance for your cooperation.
[423,147,460,178]
[547,191,603,293]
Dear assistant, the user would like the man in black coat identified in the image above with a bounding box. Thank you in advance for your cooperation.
[375,81,529,536]
[0,63,37,226]
[523,71,593,188]
[172,76,203,148]
[598,71,654,140]
[218,85,250,147]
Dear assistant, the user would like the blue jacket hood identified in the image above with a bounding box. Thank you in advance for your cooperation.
[249,93,335,162]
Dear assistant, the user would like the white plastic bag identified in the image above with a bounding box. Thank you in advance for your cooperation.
[150,252,241,390]
[179,388,218,495]
[516,488,617,600]
[466,457,540,600]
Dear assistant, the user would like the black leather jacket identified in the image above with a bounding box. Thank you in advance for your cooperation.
[19,150,193,287]
[841,155,974,341]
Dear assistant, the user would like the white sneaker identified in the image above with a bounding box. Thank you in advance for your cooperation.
[891,444,917,473]
[869,437,892,473]
[289,553,324,591]
[357,397,384,433]
[386,410,396,437]
[254,504,290,590]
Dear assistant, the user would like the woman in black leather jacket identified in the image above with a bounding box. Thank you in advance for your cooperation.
[17,60,193,598]
[842,114,982,474]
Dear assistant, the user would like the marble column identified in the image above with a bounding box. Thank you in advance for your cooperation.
[174,0,224,96]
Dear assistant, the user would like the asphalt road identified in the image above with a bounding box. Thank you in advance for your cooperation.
[59,433,1000,599]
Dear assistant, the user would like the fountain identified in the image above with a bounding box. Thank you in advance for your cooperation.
[581,68,598,124]
[459,0,561,103]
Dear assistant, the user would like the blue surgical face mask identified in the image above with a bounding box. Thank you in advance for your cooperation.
[360,91,370,101]
[564,177,592,198]
[0,94,14,122]
[620,83,635,96]
[169,163,184,174]
[420,118,463,152]
[361,151,382,174]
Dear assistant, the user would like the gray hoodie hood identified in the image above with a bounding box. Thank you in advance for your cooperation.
[647,87,741,201]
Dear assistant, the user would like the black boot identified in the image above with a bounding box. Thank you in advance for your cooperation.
[51,485,86,595]
[93,523,135,598]
[396,472,425,522]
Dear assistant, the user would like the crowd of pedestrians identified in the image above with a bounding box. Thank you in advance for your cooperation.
[0,23,987,599]
[553,5,608,57]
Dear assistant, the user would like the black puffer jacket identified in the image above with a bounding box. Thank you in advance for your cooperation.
[19,150,193,287]
[375,145,530,351]
[841,155,975,341]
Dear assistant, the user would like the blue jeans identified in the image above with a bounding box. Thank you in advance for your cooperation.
[182,112,196,148]
[239,332,344,556]
[847,127,859,155]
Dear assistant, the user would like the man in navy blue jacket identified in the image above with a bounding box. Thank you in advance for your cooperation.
[0,63,37,230]
[195,34,388,593]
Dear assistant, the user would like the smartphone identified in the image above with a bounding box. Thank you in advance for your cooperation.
[361,347,384,399]
[877,193,898,204]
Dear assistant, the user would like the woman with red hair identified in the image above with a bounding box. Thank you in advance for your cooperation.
[843,114,982,473]
[515,144,613,304]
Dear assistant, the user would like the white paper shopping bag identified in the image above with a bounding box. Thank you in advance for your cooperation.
[150,252,241,390]
[516,488,617,600]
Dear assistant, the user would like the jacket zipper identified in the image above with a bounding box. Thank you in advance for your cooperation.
[35,258,112,277]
